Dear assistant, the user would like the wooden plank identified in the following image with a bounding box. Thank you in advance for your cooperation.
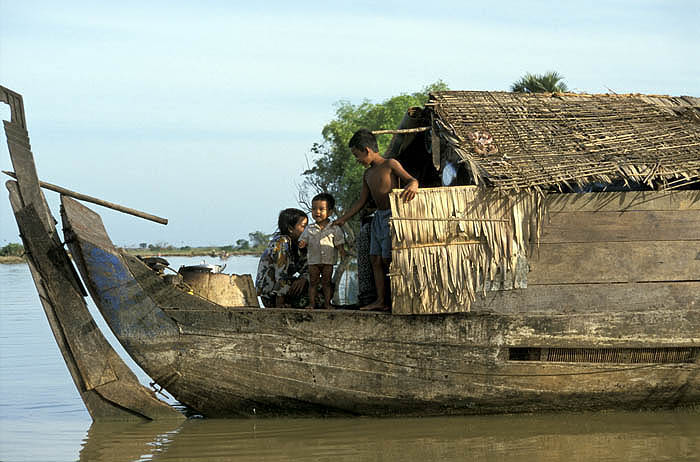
[15,203,119,389]
[5,132,54,232]
[471,281,700,314]
[528,241,700,284]
[9,183,133,419]
[545,190,700,213]
[62,195,118,251]
[540,210,700,243]
[1,86,27,128]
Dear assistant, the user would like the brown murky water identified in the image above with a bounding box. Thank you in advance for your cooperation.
[2,257,698,462]
[75,412,700,462]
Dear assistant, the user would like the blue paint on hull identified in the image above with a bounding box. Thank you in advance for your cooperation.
[80,241,178,345]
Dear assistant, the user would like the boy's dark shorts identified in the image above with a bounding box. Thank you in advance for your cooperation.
[369,209,392,259]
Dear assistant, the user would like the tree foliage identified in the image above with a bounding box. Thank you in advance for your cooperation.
[511,71,568,93]
[0,243,24,257]
[235,239,250,250]
[248,231,271,249]
[299,81,449,218]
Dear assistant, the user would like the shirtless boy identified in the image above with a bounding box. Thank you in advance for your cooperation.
[333,129,418,311]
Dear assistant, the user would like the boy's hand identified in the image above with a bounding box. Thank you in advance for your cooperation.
[298,240,307,249]
[400,179,418,202]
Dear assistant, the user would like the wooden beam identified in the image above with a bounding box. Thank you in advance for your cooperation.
[3,170,168,225]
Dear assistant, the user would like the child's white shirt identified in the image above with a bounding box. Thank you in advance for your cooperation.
[299,223,345,265]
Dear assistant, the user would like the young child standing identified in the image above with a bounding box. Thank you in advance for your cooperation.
[298,193,346,309]
[333,129,418,311]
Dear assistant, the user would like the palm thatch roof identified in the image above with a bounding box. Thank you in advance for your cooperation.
[428,91,700,191]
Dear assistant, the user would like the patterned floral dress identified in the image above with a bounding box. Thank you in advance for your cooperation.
[255,234,309,308]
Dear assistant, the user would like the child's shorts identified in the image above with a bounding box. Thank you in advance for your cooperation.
[369,209,392,259]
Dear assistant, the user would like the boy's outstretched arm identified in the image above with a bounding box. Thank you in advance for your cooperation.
[389,159,419,201]
[333,175,370,227]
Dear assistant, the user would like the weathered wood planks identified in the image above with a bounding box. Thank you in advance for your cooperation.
[540,210,700,243]
[529,241,700,284]
[472,281,700,313]
[529,190,700,288]
[8,183,182,420]
[158,306,700,416]
[545,190,700,213]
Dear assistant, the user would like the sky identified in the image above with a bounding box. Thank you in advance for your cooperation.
[1,0,699,247]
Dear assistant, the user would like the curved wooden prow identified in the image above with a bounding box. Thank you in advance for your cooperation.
[2,85,183,421]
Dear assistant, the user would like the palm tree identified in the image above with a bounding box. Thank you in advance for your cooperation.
[511,71,569,93]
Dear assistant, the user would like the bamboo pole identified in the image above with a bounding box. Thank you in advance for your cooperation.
[3,170,168,225]
[371,127,430,135]
[391,217,508,222]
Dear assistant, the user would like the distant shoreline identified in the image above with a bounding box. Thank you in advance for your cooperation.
[0,256,24,264]
[1,249,263,265]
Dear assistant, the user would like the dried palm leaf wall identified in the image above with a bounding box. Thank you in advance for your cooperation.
[389,186,543,315]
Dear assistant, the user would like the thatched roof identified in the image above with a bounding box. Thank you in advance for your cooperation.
[428,91,700,191]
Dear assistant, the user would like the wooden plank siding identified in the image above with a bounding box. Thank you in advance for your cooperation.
[539,210,700,243]
[472,281,700,313]
[507,190,700,313]
[529,241,700,284]
[545,190,700,213]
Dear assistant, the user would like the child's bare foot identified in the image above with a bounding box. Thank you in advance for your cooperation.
[305,304,315,310]
[359,301,390,311]
[323,303,333,310]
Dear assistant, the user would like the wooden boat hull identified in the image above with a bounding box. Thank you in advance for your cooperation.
[61,196,700,417]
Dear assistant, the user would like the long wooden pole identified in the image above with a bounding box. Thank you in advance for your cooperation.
[371,127,430,135]
[3,170,168,225]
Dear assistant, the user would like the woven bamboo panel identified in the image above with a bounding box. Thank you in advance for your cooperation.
[389,186,543,315]
[430,91,700,191]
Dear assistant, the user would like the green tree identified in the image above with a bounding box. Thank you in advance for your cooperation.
[511,71,568,93]
[235,239,250,250]
[0,243,24,257]
[300,81,449,219]
[248,231,271,249]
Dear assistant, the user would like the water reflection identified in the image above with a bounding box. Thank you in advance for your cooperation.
[79,410,700,462]
[78,420,182,461]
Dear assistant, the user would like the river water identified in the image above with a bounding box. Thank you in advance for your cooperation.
[1,256,699,461]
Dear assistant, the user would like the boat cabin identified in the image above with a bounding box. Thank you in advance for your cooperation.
[381,91,700,314]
